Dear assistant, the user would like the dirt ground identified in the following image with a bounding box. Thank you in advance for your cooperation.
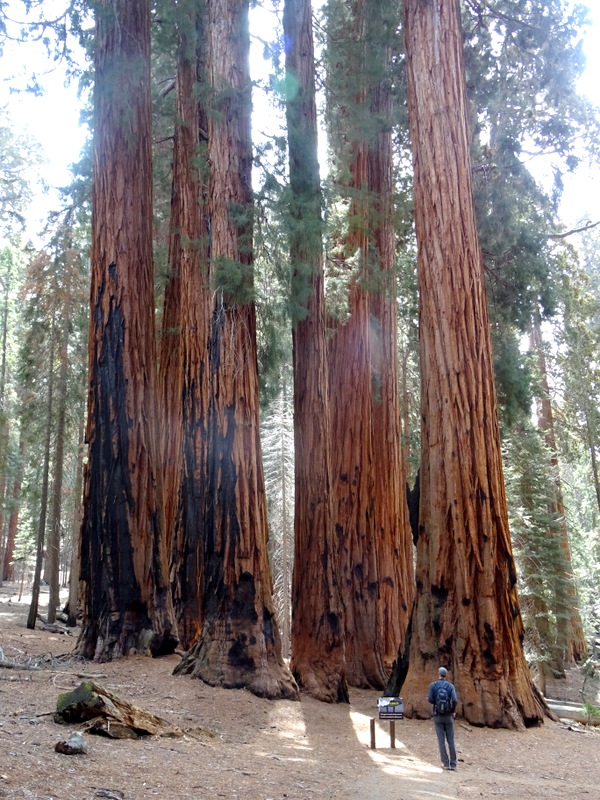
[1,584,599,800]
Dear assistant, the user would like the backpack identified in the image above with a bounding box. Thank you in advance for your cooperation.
[435,682,452,715]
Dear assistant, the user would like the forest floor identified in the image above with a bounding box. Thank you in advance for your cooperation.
[1,583,599,800]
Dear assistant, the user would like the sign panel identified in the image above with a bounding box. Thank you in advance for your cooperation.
[378,696,404,720]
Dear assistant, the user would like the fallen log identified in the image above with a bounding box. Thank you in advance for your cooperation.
[546,699,600,726]
[0,646,41,671]
[54,681,183,739]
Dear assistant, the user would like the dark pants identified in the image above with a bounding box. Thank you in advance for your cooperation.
[433,715,456,768]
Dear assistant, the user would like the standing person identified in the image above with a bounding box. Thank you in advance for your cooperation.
[428,666,458,770]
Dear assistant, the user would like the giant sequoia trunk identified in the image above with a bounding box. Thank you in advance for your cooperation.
[160,3,211,652]
[366,6,414,665]
[76,0,177,661]
[400,0,548,728]
[530,310,587,663]
[284,0,348,703]
[328,169,386,689]
[326,0,411,689]
[174,0,297,700]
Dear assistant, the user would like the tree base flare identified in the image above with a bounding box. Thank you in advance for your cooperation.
[291,657,350,704]
[175,632,299,701]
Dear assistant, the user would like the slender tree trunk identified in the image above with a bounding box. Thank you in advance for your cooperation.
[47,244,73,624]
[366,4,413,665]
[76,0,177,661]
[586,413,600,519]
[160,0,211,652]
[399,0,548,728]
[27,318,57,630]
[2,434,24,582]
[284,0,348,702]
[279,378,291,661]
[0,251,11,566]
[66,413,85,626]
[175,0,297,700]
[530,310,587,663]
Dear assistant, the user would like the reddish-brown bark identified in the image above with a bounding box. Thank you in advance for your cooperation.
[400,0,548,728]
[284,0,348,703]
[2,436,24,583]
[530,311,587,663]
[327,0,412,689]
[76,0,177,661]
[174,0,297,700]
[160,7,211,652]
[367,32,414,666]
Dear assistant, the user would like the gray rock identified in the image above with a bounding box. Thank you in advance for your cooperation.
[54,731,89,755]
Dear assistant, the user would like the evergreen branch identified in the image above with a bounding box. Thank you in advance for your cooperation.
[1,0,75,29]
[464,0,542,32]
[160,79,176,98]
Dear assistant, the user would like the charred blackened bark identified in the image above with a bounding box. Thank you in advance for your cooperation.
[160,2,211,651]
[174,0,297,700]
[76,0,177,661]
[400,0,548,728]
[284,0,348,703]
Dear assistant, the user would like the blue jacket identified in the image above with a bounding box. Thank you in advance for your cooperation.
[428,679,457,716]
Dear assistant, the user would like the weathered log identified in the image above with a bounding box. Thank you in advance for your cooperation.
[0,646,40,671]
[546,699,600,726]
[54,681,182,739]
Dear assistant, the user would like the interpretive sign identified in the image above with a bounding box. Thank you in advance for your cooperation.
[377,696,404,720]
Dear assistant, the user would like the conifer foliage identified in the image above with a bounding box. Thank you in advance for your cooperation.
[1,0,598,727]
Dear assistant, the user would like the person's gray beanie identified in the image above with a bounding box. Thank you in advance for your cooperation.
[438,666,448,677]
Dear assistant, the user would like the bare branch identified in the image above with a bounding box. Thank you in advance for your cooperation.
[549,221,600,239]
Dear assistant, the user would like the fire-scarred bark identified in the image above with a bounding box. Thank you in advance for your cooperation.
[76,0,177,661]
[174,0,297,700]
[160,1,211,652]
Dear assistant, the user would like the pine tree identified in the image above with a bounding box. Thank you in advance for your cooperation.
[529,307,587,663]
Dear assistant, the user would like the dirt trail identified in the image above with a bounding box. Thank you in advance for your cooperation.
[1,584,599,800]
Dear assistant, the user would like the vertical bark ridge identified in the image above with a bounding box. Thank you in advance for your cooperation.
[160,3,211,652]
[401,0,549,728]
[175,0,297,700]
[77,0,177,661]
[366,2,414,665]
[284,0,348,703]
